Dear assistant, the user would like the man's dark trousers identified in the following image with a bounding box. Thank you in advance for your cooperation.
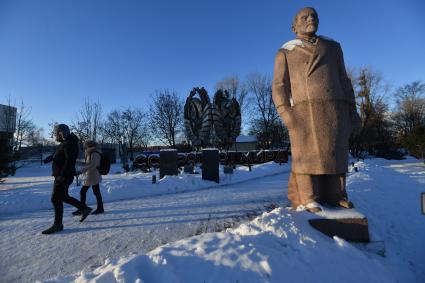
[51,176,85,225]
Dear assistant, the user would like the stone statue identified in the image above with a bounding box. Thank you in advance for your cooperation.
[212,89,241,149]
[184,87,213,148]
[272,7,361,213]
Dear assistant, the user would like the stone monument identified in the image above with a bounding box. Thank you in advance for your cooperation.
[212,89,241,150]
[184,87,213,148]
[202,148,220,183]
[272,7,368,242]
[272,7,361,213]
[159,149,178,179]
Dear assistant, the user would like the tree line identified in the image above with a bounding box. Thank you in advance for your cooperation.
[3,69,425,165]
[65,73,288,157]
[348,68,425,159]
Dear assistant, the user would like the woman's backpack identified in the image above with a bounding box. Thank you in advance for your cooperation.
[91,151,111,175]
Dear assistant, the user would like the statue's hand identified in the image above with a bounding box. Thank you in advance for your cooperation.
[280,106,295,129]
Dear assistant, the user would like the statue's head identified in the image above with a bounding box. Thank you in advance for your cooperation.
[292,7,319,37]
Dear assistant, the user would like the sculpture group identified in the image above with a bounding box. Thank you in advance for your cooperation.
[184,87,241,150]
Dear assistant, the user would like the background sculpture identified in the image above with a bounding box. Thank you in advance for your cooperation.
[184,87,213,148]
[184,88,241,150]
[212,89,241,149]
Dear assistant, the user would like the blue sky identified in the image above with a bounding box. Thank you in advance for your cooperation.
[0,0,424,133]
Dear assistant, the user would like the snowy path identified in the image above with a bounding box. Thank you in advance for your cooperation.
[0,172,289,283]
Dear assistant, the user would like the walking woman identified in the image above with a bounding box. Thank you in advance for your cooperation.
[74,140,104,215]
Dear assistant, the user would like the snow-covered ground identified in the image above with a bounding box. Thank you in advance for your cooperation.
[0,162,287,215]
[0,158,424,282]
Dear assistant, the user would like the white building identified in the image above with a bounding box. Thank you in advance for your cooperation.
[231,135,258,151]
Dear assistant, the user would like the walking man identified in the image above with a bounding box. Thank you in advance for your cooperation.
[42,124,92,234]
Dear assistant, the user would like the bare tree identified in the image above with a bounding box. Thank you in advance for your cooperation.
[10,100,46,153]
[121,107,150,160]
[101,107,151,163]
[13,100,35,152]
[72,98,102,143]
[392,81,425,158]
[149,89,183,147]
[47,122,59,139]
[102,110,125,145]
[245,73,279,149]
[26,126,45,146]
[133,116,151,151]
[393,81,425,138]
[271,120,290,150]
[216,76,249,117]
[102,109,127,164]
[348,67,393,157]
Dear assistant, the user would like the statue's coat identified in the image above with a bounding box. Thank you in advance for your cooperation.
[272,37,359,174]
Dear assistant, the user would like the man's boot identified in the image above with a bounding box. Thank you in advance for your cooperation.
[72,209,82,216]
[41,224,63,234]
[80,207,92,222]
[92,206,104,215]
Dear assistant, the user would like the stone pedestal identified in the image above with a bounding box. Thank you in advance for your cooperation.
[184,164,194,174]
[202,149,219,183]
[159,149,178,179]
[308,208,370,242]
[275,150,288,164]
[223,165,233,174]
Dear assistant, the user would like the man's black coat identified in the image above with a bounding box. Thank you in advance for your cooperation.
[51,133,79,179]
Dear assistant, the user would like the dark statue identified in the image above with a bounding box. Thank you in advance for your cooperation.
[212,89,241,149]
[184,87,241,150]
[184,87,213,148]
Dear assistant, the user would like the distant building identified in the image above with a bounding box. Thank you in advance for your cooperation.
[0,104,17,136]
[0,104,17,175]
[231,135,258,151]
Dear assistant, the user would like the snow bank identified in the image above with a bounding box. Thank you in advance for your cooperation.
[0,162,289,215]
[54,207,394,283]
